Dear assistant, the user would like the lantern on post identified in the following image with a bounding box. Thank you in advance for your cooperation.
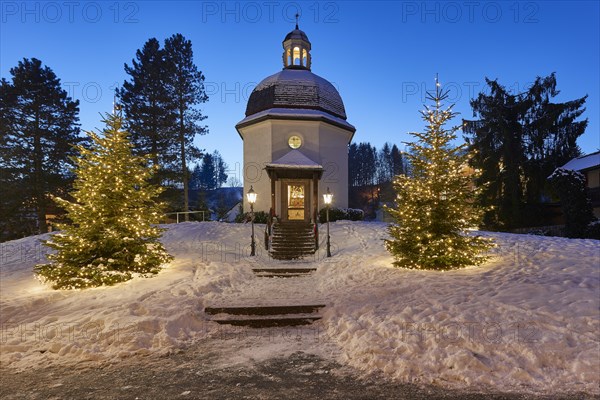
[246,186,257,256]
[323,187,333,257]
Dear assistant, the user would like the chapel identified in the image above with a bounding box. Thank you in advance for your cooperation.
[236,23,355,228]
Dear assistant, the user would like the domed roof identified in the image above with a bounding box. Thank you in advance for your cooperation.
[283,28,310,43]
[245,69,347,120]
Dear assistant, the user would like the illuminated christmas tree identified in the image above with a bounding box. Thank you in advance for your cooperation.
[35,112,172,289]
[385,79,492,270]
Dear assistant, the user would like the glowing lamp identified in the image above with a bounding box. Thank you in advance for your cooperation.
[246,186,257,204]
[323,187,333,205]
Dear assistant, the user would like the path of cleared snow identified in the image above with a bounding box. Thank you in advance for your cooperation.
[0,221,598,395]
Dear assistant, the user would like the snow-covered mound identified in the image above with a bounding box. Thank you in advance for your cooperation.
[0,223,254,368]
[316,223,599,393]
[0,222,598,395]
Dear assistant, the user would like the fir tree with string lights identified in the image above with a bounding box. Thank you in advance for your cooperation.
[384,78,493,270]
[35,112,173,289]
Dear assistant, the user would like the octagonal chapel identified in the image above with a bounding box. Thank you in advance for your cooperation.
[236,24,355,225]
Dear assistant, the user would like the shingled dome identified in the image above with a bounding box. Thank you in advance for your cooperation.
[245,69,348,120]
[284,28,310,42]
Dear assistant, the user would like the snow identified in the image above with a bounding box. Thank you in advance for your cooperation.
[267,149,323,169]
[222,201,241,222]
[1,221,598,395]
[548,167,586,181]
[560,151,600,172]
[243,68,349,122]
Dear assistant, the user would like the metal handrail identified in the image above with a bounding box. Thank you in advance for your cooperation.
[164,211,206,223]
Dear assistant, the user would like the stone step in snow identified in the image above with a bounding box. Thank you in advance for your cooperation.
[252,268,316,273]
[209,314,322,328]
[252,267,317,278]
[205,304,326,328]
[271,240,314,245]
[205,304,325,316]
[270,248,316,259]
[269,221,316,260]
[253,273,309,278]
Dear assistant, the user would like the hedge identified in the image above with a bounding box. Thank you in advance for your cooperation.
[318,207,364,223]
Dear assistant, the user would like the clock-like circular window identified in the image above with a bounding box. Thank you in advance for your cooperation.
[288,135,302,149]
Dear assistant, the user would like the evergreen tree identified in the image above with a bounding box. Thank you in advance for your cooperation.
[0,58,82,238]
[465,79,527,229]
[385,80,492,270]
[523,74,587,205]
[191,150,229,191]
[164,33,208,220]
[376,143,395,203]
[348,143,359,187]
[358,142,378,187]
[117,38,174,181]
[189,163,202,190]
[375,142,406,184]
[377,142,393,184]
[548,168,595,238]
[35,113,172,289]
[464,74,587,229]
[211,150,228,189]
[199,153,215,190]
[391,144,405,176]
[349,142,378,187]
[118,35,209,218]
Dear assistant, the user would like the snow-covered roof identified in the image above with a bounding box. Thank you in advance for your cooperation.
[266,149,323,170]
[560,151,600,172]
[245,69,347,120]
[236,107,356,133]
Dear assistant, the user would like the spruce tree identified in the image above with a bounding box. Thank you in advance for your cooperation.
[198,153,215,190]
[548,168,595,238]
[0,58,82,237]
[211,150,228,189]
[464,73,587,229]
[118,35,209,218]
[385,79,492,270]
[35,112,172,289]
[348,143,359,187]
[164,33,208,220]
[391,144,405,176]
[377,143,393,184]
[117,38,174,181]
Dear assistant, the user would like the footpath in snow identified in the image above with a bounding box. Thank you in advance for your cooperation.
[0,221,598,395]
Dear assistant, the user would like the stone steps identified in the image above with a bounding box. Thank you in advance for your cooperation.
[209,315,321,328]
[252,268,316,273]
[270,241,314,247]
[205,304,326,328]
[269,222,316,260]
[270,252,312,261]
[252,267,316,278]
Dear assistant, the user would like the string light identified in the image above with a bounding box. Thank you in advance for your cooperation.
[384,78,494,270]
[35,112,173,289]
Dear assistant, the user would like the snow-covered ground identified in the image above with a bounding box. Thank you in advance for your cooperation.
[1,221,598,395]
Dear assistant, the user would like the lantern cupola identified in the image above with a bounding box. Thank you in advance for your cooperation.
[282,17,311,70]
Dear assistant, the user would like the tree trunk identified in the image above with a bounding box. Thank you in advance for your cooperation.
[33,113,47,234]
[151,100,161,184]
[180,108,189,221]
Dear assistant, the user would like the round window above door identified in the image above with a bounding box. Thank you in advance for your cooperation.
[288,135,302,149]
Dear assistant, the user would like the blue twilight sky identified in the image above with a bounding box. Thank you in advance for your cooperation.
[1,1,599,182]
